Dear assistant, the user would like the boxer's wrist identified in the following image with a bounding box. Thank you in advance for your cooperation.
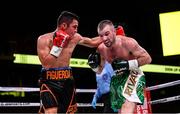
[128,59,138,70]
[50,45,62,57]
[92,67,99,73]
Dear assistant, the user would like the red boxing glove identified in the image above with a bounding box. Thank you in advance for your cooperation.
[53,30,69,47]
[50,30,69,57]
[116,26,125,36]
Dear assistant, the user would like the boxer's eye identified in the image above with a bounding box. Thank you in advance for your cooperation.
[105,31,110,36]
[99,35,103,38]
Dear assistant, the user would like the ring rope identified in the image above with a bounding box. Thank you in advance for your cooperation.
[1,94,180,107]
[1,80,180,107]
[0,102,103,107]
[0,87,39,92]
[1,80,180,92]
[150,95,180,105]
[146,80,180,91]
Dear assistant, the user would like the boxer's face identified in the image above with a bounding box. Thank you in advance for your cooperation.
[98,25,116,47]
[65,19,78,38]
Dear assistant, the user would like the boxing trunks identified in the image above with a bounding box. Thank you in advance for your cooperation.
[38,67,77,113]
[110,68,146,110]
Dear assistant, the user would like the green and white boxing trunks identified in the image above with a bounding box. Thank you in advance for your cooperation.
[110,68,146,110]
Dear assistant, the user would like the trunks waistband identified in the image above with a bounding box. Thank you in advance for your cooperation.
[41,67,72,81]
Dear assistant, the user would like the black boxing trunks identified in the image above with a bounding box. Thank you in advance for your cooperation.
[38,67,77,113]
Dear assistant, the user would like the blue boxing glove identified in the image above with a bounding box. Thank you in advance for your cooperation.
[91,96,97,109]
[112,59,138,75]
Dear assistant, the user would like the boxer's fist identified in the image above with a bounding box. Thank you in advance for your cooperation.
[53,31,69,47]
[50,31,69,57]
[112,59,139,75]
[88,52,101,72]
[111,59,129,75]
[116,26,125,36]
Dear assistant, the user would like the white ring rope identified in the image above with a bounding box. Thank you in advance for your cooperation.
[1,80,180,92]
[146,80,180,91]
[150,95,180,105]
[0,87,39,92]
[76,89,96,93]
[0,80,180,107]
[0,87,95,93]
[0,102,103,107]
[1,95,180,107]
[1,94,180,107]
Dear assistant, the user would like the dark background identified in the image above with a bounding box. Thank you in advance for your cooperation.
[0,0,180,113]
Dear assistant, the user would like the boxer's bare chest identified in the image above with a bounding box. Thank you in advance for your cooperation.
[54,38,79,67]
[102,44,134,63]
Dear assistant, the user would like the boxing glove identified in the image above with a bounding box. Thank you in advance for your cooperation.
[88,52,101,72]
[112,59,138,74]
[50,30,69,57]
[116,25,125,36]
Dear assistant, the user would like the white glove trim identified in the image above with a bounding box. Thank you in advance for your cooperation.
[92,67,99,73]
[50,45,62,57]
[128,59,138,70]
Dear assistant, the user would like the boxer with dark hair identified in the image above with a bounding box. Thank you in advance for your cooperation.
[37,11,102,113]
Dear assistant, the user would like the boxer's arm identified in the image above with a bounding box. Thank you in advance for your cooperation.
[77,33,102,47]
[37,36,56,67]
[127,38,152,66]
[112,38,152,72]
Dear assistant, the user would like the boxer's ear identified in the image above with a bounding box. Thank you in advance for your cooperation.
[61,23,68,30]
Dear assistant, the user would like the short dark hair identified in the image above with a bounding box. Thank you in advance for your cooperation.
[97,20,114,31]
[57,11,79,27]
